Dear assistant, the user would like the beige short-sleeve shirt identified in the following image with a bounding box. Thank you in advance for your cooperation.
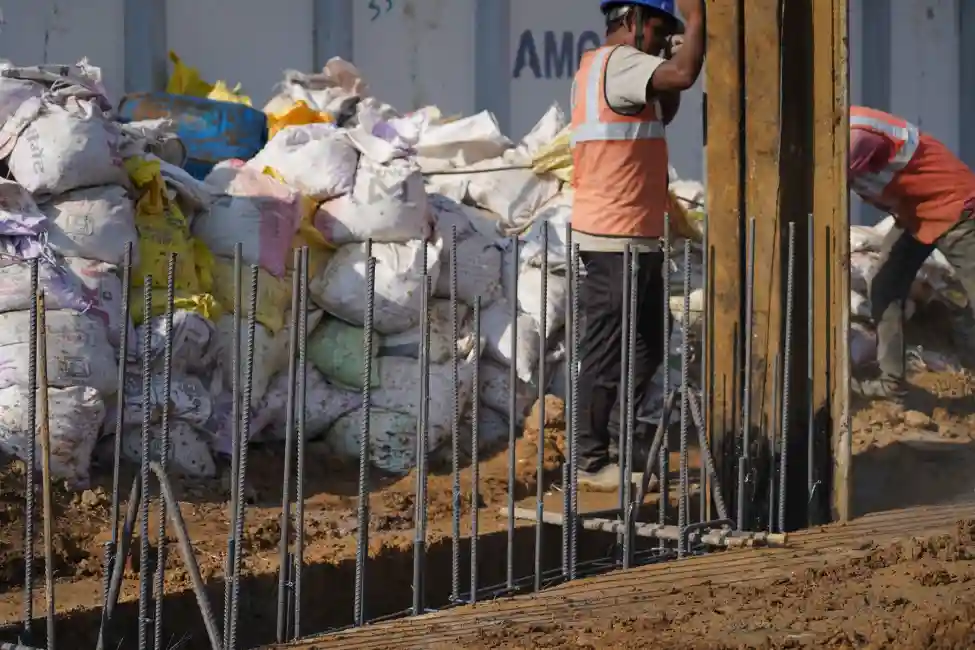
[604,45,666,114]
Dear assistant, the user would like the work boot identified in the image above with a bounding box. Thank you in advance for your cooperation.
[609,439,655,476]
[852,376,907,400]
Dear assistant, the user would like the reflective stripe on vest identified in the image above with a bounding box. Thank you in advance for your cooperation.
[570,47,665,148]
[850,113,920,198]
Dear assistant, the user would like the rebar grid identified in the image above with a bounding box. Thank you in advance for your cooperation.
[8,214,817,650]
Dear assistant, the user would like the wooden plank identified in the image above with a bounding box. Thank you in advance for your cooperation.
[778,0,815,532]
[741,0,783,529]
[703,0,744,508]
[810,0,851,522]
[829,0,852,524]
[269,503,975,649]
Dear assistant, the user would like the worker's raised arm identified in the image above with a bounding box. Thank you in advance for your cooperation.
[648,0,704,93]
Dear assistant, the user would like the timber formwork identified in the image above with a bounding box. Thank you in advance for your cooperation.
[266,502,975,650]
[704,0,850,532]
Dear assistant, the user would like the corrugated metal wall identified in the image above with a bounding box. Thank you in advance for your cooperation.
[0,0,971,198]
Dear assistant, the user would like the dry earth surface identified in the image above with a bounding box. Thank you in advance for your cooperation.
[1,338,975,648]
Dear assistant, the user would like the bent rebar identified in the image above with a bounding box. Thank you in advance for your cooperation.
[96,465,223,650]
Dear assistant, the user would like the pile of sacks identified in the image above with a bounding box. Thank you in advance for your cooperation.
[252,58,706,470]
[0,56,707,486]
[0,60,247,486]
[0,62,133,487]
[849,217,965,371]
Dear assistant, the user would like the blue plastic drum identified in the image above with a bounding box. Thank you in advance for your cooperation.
[118,92,268,179]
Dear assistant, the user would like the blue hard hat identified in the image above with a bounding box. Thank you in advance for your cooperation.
[600,0,679,23]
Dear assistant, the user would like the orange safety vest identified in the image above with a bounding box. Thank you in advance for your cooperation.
[850,105,975,244]
[570,46,669,239]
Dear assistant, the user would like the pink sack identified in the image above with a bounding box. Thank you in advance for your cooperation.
[197,160,304,276]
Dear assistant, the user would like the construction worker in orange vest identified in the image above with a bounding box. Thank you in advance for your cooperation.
[850,105,975,399]
[571,0,705,489]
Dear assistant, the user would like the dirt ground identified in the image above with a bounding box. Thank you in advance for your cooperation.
[2,329,975,647]
[425,322,975,649]
[433,520,975,650]
[0,395,572,645]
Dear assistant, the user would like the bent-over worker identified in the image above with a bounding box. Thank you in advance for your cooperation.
[571,0,705,489]
[850,105,975,399]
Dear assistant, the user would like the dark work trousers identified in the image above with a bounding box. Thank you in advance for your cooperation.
[575,249,670,472]
[871,210,975,382]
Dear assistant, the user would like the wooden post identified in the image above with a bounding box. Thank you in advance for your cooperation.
[811,0,851,523]
[704,0,849,528]
[741,0,785,531]
[703,0,744,515]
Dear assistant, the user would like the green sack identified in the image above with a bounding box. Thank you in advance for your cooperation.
[307,318,381,390]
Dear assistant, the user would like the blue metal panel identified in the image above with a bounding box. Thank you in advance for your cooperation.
[861,0,891,112]
[475,0,512,134]
[118,93,268,179]
[961,0,975,166]
[858,0,891,225]
[123,0,167,93]
[313,0,354,70]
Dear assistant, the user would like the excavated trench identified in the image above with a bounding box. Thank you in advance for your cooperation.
[12,521,669,650]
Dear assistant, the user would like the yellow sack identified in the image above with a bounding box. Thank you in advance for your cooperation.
[125,157,221,324]
[530,127,702,242]
[266,101,335,140]
[531,127,573,182]
[210,244,332,332]
[167,51,252,106]
[208,80,252,106]
[130,290,221,326]
[210,260,290,332]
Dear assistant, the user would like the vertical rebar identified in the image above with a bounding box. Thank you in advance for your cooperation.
[730,325,740,525]
[678,243,691,558]
[22,257,38,639]
[470,296,481,604]
[284,556,295,635]
[293,246,310,640]
[534,222,548,593]
[276,249,302,643]
[36,291,54,650]
[154,253,176,650]
[618,244,631,565]
[806,216,815,526]
[138,277,152,650]
[569,243,580,580]
[228,266,259,650]
[412,246,431,616]
[622,246,638,569]
[779,222,796,533]
[505,235,518,592]
[561,225,573,579]
[449,226,462,603]
[354,243,376,627]
[738,217,757,530]
[700,218,709,522]
[822,226,833,524]
[223,243,242,649]
[107,243,132,608]
[769,355,780,532]
[660,216,671,544]
[101,542,112,612]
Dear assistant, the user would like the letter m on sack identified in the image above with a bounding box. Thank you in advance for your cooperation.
[364,173,407,203]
